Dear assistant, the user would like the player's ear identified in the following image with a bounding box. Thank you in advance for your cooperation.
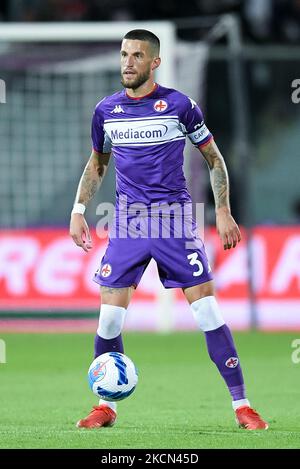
[152,57,161,71]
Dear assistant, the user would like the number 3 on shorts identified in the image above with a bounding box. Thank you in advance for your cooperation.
[187,252,204,277]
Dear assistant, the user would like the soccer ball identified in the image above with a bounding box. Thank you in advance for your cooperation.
[88,352,138,401]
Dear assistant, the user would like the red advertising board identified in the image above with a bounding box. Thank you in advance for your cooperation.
[0,227,300,329]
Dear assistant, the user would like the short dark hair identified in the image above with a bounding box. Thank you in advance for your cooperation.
[123,29,160,56]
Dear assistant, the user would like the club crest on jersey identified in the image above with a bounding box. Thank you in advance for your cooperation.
[225,357,239,368]
[101,263,112,277]
[154,99,168,112]
[111,105,124,114]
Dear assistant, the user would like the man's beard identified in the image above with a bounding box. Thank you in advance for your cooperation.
[121,68,151,90]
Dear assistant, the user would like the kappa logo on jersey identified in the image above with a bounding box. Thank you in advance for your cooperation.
[101,263,112,277]
[111,105,125,114]
[225,357,239,368]
[154,100,168,112]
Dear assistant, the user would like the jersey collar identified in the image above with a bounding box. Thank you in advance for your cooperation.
[125,83,158,100]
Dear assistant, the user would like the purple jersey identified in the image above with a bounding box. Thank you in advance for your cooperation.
[91,84,213,207]
[92,84,214,289]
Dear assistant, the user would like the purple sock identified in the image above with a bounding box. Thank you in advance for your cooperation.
[94,333,124,359]
[204,324,246,401]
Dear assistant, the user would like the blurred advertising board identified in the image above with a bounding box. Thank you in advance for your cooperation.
[0,227,299,330]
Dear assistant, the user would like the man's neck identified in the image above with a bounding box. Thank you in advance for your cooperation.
[126,80,157,99]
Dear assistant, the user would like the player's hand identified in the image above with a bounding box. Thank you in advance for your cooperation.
[216,207,241,250]
[69,214,93,253]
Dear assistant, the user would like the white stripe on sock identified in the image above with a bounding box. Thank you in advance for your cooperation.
[232,398,250,411]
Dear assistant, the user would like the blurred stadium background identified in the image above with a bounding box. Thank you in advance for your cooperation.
[0,0,300,333]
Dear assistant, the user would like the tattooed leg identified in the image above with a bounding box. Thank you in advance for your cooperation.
[100,286,135,308]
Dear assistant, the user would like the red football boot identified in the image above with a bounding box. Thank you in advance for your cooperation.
[76,405,116,429]
[235,405,268,430]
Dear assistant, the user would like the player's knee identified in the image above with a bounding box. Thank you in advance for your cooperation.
[190,295,225,332]
[97,304,126,339]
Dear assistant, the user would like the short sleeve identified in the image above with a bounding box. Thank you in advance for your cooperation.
[180,96,213,147]
[91,103,112,153]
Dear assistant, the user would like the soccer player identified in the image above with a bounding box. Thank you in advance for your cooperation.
[70,29,268,430]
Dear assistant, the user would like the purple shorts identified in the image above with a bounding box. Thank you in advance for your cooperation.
[94,215,213,289]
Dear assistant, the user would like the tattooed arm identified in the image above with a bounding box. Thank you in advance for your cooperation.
[70,150,111,252]
[199,139,241,250]
[74,150,110,206]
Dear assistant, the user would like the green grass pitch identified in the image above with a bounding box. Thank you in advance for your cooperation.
[0,331,299,449]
